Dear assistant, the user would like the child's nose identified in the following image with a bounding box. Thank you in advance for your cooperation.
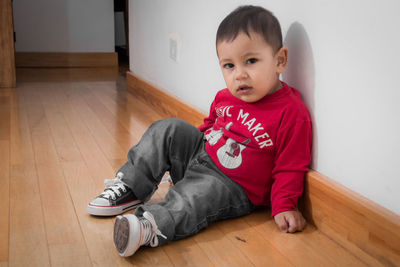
[234,67,248,80]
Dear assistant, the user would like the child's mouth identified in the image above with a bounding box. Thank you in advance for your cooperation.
[237,86,252,93]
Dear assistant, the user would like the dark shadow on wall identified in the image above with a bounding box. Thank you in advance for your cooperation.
[282,22,318,169]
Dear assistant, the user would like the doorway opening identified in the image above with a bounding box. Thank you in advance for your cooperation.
[114,0,129,70]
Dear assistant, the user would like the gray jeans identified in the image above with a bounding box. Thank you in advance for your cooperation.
[118,118,254,245]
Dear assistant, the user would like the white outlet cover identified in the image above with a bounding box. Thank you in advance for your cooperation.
[168,32,181,62]
[170,38,178,61]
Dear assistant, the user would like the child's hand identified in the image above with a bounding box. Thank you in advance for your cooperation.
[273,210,306,233]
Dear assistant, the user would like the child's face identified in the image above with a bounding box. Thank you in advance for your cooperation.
[217,31,288,103]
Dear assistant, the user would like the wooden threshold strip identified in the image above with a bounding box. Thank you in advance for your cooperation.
[15,52,118,68]
[126,71,400,266]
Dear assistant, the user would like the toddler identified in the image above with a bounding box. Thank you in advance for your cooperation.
[87,5,312,257]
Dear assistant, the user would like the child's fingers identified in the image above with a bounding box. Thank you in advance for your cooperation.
[287,213,306,233]
[274,214,289,233]
[300,216,307,230]
[274,211,307,233]
[287,216,298,233]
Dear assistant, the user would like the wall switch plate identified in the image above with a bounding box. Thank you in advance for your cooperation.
[169,38,178,61]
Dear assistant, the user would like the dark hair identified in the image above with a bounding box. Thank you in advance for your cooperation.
[216,5,283,52]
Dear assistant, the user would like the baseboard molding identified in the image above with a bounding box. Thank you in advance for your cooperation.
[126,72,205,126]
[126,71,400,266]
[15,52,118,68]
[301,170,400,265]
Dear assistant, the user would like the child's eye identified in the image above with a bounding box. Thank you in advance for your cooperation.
[223,63,234,69]
[246,58,258,64]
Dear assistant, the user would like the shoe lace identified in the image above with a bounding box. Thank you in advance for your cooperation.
[140,211,167,247]
[102,172,127,200]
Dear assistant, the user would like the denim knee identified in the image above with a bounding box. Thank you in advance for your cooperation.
[149,118,189,132]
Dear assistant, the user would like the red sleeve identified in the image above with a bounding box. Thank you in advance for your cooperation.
[270,118,312,217]
[198,97,217,132]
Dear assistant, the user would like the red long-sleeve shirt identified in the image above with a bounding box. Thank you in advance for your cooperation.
[198,82,312,217]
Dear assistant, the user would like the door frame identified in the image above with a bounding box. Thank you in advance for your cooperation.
[0,0,16,88]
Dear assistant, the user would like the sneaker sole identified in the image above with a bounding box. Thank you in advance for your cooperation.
[114,216,130,254]
[86,200,142,216]
[113,215,142,257]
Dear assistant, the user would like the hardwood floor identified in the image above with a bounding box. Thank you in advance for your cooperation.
[0,67,370,266]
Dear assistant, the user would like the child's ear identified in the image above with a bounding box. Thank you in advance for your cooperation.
[276,47,289,73]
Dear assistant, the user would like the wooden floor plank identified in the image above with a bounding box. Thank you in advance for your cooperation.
[0,95,10,140]
[306,193,388,266]
[0,78,11,265]
[81,86,137,153]
[35,162,92,266]
[216,216,293,267]
[21,86,92,266]
[0,88,13,96]
[90,86,148,137]
[9,89,34,165]
[8,87,50,266]
[0,141,10,263]
[66,84,127,161]
[33,80,132,265]
[194,224,254,267]
[61,161,145,267]
[9,164,51,267]
[39,86,83,163]
[161,237,214,267]
[89,84,163,136]
[56,84,116,190]
[245,211,369,266]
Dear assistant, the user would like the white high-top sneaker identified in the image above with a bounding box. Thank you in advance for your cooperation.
[113,211,167,257]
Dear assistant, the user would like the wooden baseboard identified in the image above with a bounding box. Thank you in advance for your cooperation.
[15,52,118,68]
[301,170,400,265]
[126,72,400,266]
[126,72,205,126]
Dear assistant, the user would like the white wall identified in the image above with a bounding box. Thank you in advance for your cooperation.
[13,0,115,52]
[129,0,400,215]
